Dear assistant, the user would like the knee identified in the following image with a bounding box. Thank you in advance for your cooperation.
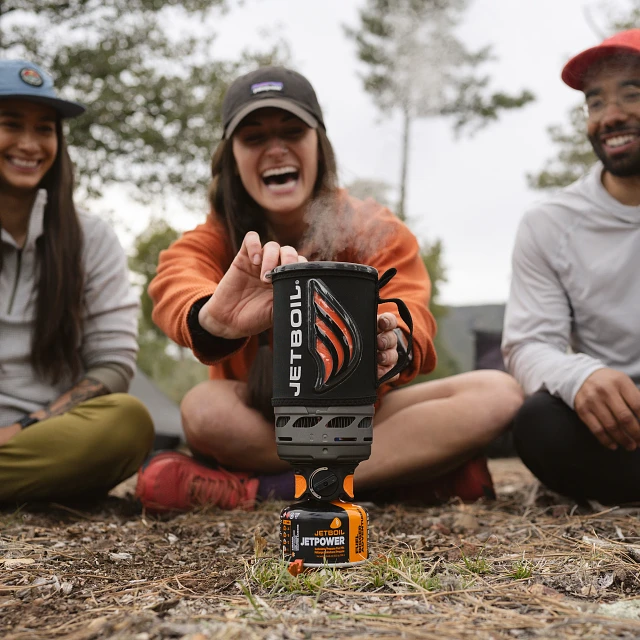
[512,392,573,457]
[93,394,154,463]
[489,370,524,416]
[472,370,524,434]
[181,384,218,444]
[180,383,242,463]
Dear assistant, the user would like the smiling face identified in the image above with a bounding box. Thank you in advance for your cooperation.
[231,107,318,225]
[584,56,640,177]
[0,99,58,197]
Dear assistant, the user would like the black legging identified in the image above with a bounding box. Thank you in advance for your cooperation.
[513,391,640,504]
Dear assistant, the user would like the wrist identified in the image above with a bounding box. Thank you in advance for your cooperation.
[198,305,242,340]
[17,415,40,430]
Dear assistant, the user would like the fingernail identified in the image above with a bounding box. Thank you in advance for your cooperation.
[263,271,272,281]
[253,254,261,265]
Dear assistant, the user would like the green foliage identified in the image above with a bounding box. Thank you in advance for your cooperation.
[129,219,208,403]
[346,0,534,217]
[129,219,179,342]
[529,1,640,190]
[508,559,533,580]
[0,1,287,201]
[248,552,440,595]
[420,239,460,380]
[610,0,640,30]
[528,104,596,190]
[459,549,492,575]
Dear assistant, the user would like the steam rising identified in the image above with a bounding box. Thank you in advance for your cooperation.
[301,194,392,263]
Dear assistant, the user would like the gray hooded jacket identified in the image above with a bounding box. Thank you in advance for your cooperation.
[0,190,139,426]
[502,162,640,408]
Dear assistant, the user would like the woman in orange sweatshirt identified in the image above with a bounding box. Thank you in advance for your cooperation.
[135,67,523,512]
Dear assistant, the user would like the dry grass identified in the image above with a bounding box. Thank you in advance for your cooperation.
[2,459,640,639]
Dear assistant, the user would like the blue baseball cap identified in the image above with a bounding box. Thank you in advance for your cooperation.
[0,60,85,118]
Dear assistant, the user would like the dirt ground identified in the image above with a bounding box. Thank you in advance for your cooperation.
[2,458,640,640]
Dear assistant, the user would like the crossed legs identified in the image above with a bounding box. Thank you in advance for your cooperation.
[181,370,523,491]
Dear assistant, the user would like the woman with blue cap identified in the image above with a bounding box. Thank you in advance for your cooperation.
[0,60,153,504]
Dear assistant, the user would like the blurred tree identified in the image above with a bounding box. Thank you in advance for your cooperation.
[345,0,534,219]
[419,238,459,380]
[129,219,209,403]
[527,105,596,190]
[0,0,287,201]
[129,219,179,344]
[345,177,394,207]
[529,1,640,190]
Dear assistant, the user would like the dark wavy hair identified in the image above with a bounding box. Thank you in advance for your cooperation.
[207,125,338,419]
[0,119,84,383]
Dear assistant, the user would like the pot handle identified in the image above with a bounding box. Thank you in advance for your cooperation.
[376,269,414,387]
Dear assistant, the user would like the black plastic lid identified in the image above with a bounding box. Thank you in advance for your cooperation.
[271,261,378,280]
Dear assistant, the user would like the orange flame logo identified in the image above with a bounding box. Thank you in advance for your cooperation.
[308,278,362,392]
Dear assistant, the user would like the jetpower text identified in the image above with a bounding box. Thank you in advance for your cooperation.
[300,535,346,547]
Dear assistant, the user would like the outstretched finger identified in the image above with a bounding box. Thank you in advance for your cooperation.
[261,241,281,282]
[279,245,299,266]
[243,231,263,266]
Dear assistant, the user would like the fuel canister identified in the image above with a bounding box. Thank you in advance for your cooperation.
[280,499,368,568]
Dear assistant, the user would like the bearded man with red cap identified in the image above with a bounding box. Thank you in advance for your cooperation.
[502,30,640,504]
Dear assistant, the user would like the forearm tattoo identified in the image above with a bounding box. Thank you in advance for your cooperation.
[41,378,109,420]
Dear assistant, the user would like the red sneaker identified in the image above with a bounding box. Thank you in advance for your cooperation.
[445,455,496,502]
[135,452,259,513]
[360,455,495,506]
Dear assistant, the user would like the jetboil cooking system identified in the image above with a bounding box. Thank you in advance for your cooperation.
[270,262,413,567]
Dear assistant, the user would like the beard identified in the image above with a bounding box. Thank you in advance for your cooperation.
[589,128,640,177]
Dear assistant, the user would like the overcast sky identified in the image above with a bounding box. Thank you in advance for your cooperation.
[113,0,628,305]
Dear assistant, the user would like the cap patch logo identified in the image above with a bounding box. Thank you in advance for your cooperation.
[251,81,283,94]
[19,68,43,87]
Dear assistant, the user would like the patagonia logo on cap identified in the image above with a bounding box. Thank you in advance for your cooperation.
[19,67,43,87]
[251,81,283,94]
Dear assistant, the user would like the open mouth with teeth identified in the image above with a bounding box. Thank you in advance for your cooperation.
[602,132,640,153]
[8,157,41,169]
[262,166,299,191]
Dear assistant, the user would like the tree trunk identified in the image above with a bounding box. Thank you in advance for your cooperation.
[397,106,411,221]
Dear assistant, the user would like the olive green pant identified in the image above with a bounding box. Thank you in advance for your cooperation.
[0,394,154,503]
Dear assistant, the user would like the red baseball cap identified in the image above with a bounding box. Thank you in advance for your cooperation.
[562,29,640,90]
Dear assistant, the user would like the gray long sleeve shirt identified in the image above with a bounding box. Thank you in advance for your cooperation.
[502,162,640,409]
[0,190,139,426]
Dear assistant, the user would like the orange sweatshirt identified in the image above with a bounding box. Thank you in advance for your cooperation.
[149,191,437,395]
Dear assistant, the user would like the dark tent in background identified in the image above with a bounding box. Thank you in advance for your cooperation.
[475,330,506,372]
[129,368,183,450]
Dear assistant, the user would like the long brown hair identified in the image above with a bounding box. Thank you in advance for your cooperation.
[33,121,84,382]
[208,124,339,419]
[0,119,84,383]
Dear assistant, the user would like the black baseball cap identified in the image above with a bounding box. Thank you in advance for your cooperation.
[222,66,325,139]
